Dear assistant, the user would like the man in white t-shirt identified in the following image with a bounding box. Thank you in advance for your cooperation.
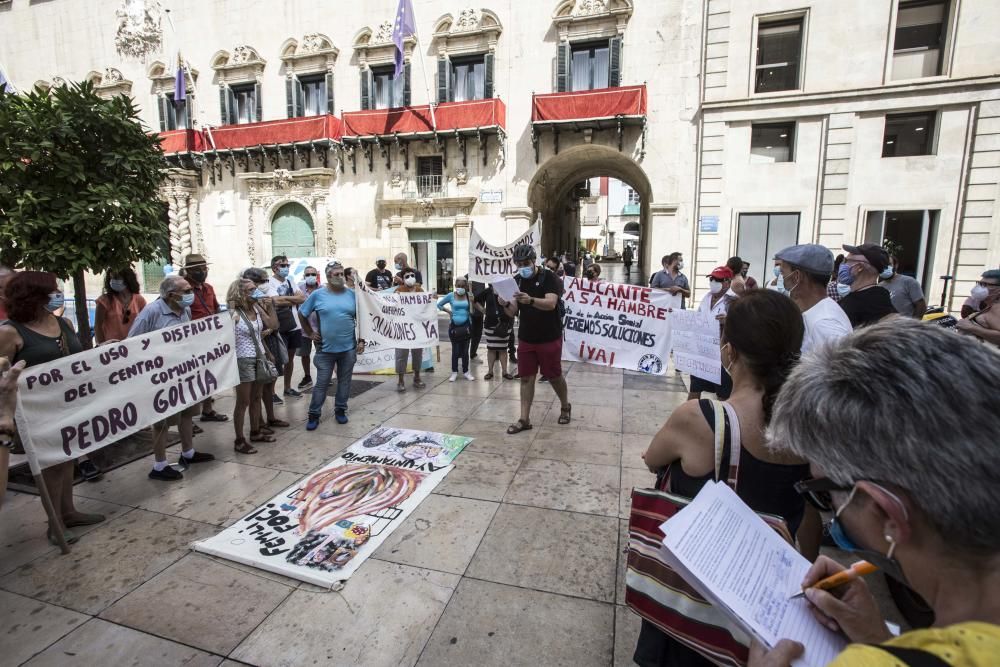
[774,244,852,355]
[267,254,306,401]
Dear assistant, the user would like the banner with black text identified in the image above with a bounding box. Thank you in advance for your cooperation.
[356,283,440,350]
[468,222,541,283]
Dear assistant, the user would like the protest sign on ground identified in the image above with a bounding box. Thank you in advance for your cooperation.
[356,283,439,350]
[468,222,541,283]
[669,309,722,384]
[354,340,435,375]
[194,428,473,586]
[561,278,674,374]
[14,316,239,472]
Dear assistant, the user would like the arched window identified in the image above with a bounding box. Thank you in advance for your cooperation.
[271,203,316,257]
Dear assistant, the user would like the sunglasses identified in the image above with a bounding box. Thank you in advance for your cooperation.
[794,477,854,513]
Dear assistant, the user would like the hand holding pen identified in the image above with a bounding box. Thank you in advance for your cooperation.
[795,556,892,644]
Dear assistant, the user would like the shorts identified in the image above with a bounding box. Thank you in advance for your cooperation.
[237,357,259,383]
[280,329,302,352]
[298,338,313,357]
[517,338,563,379]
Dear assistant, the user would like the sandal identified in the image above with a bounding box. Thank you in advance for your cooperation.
[558,403,572,425]
[502,373,514,380]
[200,411,229,422]
[413,379,426,388]
[192,424,204,435]
[48,528,79,546]
[249,432,276,443]
[267,419,290,428]
[258,426,275,435]
[484,373,494,380]
[506,419,533,435]
[234,438,258,455]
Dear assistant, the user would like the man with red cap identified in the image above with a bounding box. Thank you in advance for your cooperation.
[687,266,735,401]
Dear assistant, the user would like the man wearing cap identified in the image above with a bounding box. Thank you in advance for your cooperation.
[365,258,394,291]
[179,254,229,423]
[687,266,735,401]
[267,255,306,401]
[775,244,852,355]
[838,243,896,328]
[956,269,1000,346]
[880,255,927,319]
[299,261,366,429]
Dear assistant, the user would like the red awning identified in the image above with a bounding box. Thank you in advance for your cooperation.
[531,85,647,123]
[157,115,343,154]
[342,98,506,138]
[158,129,206,154]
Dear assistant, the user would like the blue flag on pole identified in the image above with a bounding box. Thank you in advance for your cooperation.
[392,0,416,80]
[173,55,186,108]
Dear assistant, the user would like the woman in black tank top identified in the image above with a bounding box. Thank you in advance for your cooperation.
[0,272,105,545]
[634,290,811,667]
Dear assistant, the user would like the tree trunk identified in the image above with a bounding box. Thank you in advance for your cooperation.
[72,269,93,350]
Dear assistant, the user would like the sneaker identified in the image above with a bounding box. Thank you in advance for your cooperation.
[463,372,475,381]
[178,451,216,466]
[335,410,349,424]
[298,375,314,390]
[78,459,103,482]
[397,383,406,393]
[306,416,319,431]
[448,372,458,382]
[539,376,549,383]
[413,379,426,389]
[272,394,284,404]
[283,388,302,398]
[149,466,183,481]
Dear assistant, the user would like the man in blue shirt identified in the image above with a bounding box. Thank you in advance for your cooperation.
[299,261,365,429]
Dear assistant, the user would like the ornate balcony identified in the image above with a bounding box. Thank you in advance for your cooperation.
[530,84,647,161]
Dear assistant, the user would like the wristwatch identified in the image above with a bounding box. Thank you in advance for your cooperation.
[530,297,535,306]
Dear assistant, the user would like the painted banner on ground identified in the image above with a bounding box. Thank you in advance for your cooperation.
[354,339,435,375]
[356,283,439,350]
[469,222,541,283]
[194,428,473,586]
[561,277,674,374]
[669,309,721,384]
[14,316,239,472]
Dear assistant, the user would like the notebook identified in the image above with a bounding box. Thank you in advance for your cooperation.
[658,481,848,667]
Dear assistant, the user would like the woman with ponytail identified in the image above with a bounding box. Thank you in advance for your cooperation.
[635,289,812,667]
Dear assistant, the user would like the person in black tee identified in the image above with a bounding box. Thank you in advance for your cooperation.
[392,252,423,287]
[365,258,394,291]
[838,243,897,328]
[499,244,571,434]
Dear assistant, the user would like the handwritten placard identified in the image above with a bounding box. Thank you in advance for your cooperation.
[669,309,722,384]
[468,222,541,283]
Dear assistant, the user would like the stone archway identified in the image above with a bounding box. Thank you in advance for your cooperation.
[527,144,653,274]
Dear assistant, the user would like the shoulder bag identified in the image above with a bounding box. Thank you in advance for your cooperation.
[236,309,278,383]
[625,401,794,667]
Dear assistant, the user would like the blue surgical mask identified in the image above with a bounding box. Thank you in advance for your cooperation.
[180,293,195,308]
[251,288,266,300]
[880,266,894,280]
[773,266,781,277]
[45,292,65,312]
[518,266,535,279]
[827,515,909,585]
[394,263,403,271]
[836,282,852,298]
[838,264,856,285]
[455,287,467,296]
[278,267,289,278]
[304,276,318,287]
[109,279,126,292]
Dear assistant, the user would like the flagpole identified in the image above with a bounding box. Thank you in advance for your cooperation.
[161,4,216,149]
[411,36,437,132]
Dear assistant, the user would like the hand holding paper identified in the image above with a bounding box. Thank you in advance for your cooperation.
[492,275,519,303]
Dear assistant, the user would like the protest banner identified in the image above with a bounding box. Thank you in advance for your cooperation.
[669,309,722,384]
[353,340,434,375]
[356,283,439,350]
[194,427,473,586]
[468,222,541,283]
[561,277,674,374]
[14,316,239,473]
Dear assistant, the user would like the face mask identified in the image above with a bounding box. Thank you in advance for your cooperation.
[720,342,734,375]
[773,266,781,277]
[109,279,126,292]
[838,264,856,286]
[455,287,467,296]
[277,267,289,278]
[187,270,206,283]
[836,282,852,298]
[783,272,799,296]
[880,266,894,280]
[970,285,989,301]
[250,288,266,300]
[404,277,416,287]
[304,276,318,287]
[394,263,403,271]
[180,293,195,308]
[828,511,909,585]
[709,281,723,295]
[377,263,386,270]
[45,292,65,312]
[329,276,346,289]
[518,266,535,279]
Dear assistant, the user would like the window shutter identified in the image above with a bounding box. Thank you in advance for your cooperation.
[218,85,229,125]
[184,97,193,129]
[295,78,305,117]
[556,41,571,92]
[158,94,169,131]
[360,67,370,110]
[403,62,412,106]
[254,82,262,122]
[437,56,449,104]
[325,72,335,114]
[227,87,238,124]
[484,52,495,98]
[286,76,295,118]
[609,36,622,87]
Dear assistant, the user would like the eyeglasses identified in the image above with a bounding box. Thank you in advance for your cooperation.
[793,477,854,513]
[976,281,1000,288]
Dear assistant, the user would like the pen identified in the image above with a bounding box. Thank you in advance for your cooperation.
[789,560,879,599]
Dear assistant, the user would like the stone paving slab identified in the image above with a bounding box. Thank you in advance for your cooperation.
[529,427,622,467]
[504,457,620,517]
[433,451,522,502]
[0,589,89,666]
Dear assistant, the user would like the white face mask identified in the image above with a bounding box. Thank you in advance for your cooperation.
[970,285,989,301]
[709,281,723,295]
[404,277,416,287]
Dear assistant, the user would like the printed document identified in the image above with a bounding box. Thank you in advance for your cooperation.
[492,276,519,303]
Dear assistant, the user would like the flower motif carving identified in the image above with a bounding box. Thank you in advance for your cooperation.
[453,8,481,31]
[373,20,395,44]
[574,0,609,16]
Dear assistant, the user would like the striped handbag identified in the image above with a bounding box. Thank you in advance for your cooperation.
[624,401,794,667]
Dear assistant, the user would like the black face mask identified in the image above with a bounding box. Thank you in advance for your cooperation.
[188,270,206,282]
[377,263,386,270]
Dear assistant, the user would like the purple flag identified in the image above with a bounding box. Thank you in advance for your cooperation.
[392,0,416,80]
[173,57,186,108]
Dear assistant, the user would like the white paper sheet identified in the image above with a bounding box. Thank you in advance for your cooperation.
[659,482,847,667]
[492,275,519,303]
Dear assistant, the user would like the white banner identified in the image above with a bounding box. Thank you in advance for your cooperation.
[669,309,722,384]
[356,283,440,350]
[468,222,541,283]
[561,278,674,375]
[14,316,239,472]
[353,340,435,375]
[194,428,473,586]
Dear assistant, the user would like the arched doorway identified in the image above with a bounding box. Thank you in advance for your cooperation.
[527,145,653,277]
[270,202,316,257]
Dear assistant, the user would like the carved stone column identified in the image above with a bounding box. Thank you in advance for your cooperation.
[160,169,199,265]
